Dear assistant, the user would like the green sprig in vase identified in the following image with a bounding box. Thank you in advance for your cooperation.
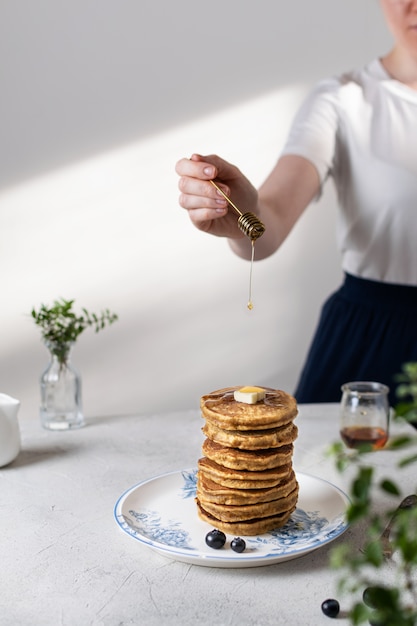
[32,298,118,431]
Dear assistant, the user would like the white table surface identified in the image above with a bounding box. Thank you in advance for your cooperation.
[1,403,415,626]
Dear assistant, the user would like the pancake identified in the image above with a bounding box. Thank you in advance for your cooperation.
[197,484,299,522]
[197,471,298,505]
[196,501,296,535]
[202,421,298,450]
[202,438,293,471]
[201,386,298,431]
[198,457,292,489]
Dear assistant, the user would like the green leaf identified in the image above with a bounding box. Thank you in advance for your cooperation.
[329,544,351,569]
[368,586,399,611]
[379,479,401,496]
[363,540,384,566]
[352,466,373,501]
[347,501,369,524]
[350,601,370,625]
[398,454,417,468]
[387,435,415,450]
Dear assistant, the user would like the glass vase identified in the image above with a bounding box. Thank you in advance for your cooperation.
[40,341,84,430]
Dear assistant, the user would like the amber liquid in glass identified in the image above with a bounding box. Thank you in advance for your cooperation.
[340,426,388,450]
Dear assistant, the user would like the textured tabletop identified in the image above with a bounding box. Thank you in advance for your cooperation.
[0,404,413,626]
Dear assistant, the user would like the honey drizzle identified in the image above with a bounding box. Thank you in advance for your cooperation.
[247,240,255,310]
[208,180,264,309]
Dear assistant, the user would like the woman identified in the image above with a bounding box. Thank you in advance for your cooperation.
[175,0,417,405]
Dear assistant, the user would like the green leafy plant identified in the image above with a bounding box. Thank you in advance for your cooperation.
[395,362,417,426]
[31,298,118,364]
[329,362,417,625]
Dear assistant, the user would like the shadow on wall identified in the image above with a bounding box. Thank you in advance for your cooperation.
[0,0,389,189]
[1,172,341,420]
[1,83,344,420]
[0,0,387,417]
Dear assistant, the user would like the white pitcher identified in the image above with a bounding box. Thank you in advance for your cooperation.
[0,393,21,467]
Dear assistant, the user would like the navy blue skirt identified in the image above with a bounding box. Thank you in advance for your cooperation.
[294,273,417,405]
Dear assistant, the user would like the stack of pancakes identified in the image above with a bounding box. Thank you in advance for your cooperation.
[196,386,299,535]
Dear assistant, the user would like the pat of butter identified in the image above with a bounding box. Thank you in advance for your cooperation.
[234,386,266,404]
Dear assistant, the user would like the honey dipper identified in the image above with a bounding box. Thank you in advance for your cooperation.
[209,180,265,241]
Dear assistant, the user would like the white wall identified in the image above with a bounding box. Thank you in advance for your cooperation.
[0,1,392,420]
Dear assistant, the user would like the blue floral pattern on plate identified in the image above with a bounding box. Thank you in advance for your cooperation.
[180,469,198,499]
[114,469,350,568]
[125,509,193,549]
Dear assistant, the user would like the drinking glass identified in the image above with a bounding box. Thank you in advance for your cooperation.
[340,381,390,450]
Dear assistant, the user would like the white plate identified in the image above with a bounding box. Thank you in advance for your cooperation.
[114,469,350,568]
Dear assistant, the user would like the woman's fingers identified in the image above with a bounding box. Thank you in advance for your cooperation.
[175,155,216,180]
[178,176,228,208]
[175,153,248,238]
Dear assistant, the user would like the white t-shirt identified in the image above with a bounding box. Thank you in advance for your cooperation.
[281,59,417,286]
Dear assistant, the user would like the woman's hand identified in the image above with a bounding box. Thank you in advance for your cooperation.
[176,152,321,261]
[175,153,258,240]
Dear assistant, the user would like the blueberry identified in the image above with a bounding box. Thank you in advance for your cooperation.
[321,598,340,618]
[205,529,226,549]
[231,537,246,553]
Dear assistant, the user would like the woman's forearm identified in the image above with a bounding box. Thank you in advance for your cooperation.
[229,155,321,261]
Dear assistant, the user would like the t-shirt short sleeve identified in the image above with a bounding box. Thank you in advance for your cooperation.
[281,78,340,198]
